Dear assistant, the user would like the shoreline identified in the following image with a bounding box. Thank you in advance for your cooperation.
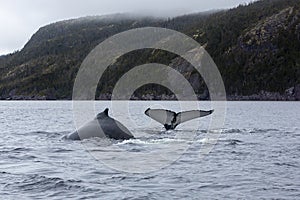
[1,88,300,101]
[0,97,299,101]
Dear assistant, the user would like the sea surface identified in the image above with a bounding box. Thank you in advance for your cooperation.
[0,101,299,199]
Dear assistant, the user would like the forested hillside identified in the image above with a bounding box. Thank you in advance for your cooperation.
[0,0,299,100]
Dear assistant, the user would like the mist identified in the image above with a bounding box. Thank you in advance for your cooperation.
[0,0,255,55]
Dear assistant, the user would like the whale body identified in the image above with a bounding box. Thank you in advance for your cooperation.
[145,108,214,130]
[66,108,134,140]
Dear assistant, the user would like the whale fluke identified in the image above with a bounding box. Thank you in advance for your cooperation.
[66,108,134,140]
[145,108,214,130]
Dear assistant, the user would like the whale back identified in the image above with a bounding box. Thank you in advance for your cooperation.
[67,108,134,140]
[98,115,133,140]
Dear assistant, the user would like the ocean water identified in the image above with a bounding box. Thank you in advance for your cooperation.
[0,101,299,199]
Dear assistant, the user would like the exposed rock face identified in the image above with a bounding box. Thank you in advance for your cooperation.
[223,5,300,96]
[227,89,300,101]
[295,84,300,100]
[4,95,47,100]
[98,93,111,100]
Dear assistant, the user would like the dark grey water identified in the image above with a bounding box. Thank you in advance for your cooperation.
[0,101,299,199]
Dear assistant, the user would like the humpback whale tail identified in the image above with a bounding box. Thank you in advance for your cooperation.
[144,108,214,130]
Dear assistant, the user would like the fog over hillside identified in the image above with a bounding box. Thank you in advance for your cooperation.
[0,0,255,55]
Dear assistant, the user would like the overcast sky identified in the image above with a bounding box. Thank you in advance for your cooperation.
[0,0,255,55]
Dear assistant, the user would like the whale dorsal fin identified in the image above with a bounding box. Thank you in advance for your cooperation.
[104,108,109,116]
[145,108,214,130]
[96,108,109,119]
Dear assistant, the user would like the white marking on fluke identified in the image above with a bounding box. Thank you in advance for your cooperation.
[144,108,214,130]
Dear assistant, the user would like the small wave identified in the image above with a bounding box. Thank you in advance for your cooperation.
[4,174,84,193]
[226,139,243,145]
[128,148,143,152]
[222,129,245,134]
[0,147,33,153]
[142,129,166,135]
[116,138,141,145]
[117,138,186,146]
[221,128,281,134]
[197,138,218,144]
[13,147,33,152]
[199,130,208,133]
[249,128,279,133]
[137,175,157,181]
[87,148,123,153]
[7,154,37,160]
[26,131,70,138]
[51,148,73,153]
[24,131,52,136]
[110,175,127,181]
[274,162,298,168]
[197,138,244,146]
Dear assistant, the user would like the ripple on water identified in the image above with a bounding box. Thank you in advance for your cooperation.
[0,101,299,199]
[4,174,87,194]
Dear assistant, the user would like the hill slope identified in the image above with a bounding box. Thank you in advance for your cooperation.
[0,0,299,100]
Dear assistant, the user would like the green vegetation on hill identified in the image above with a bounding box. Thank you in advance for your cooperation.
[0,0,299,100]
